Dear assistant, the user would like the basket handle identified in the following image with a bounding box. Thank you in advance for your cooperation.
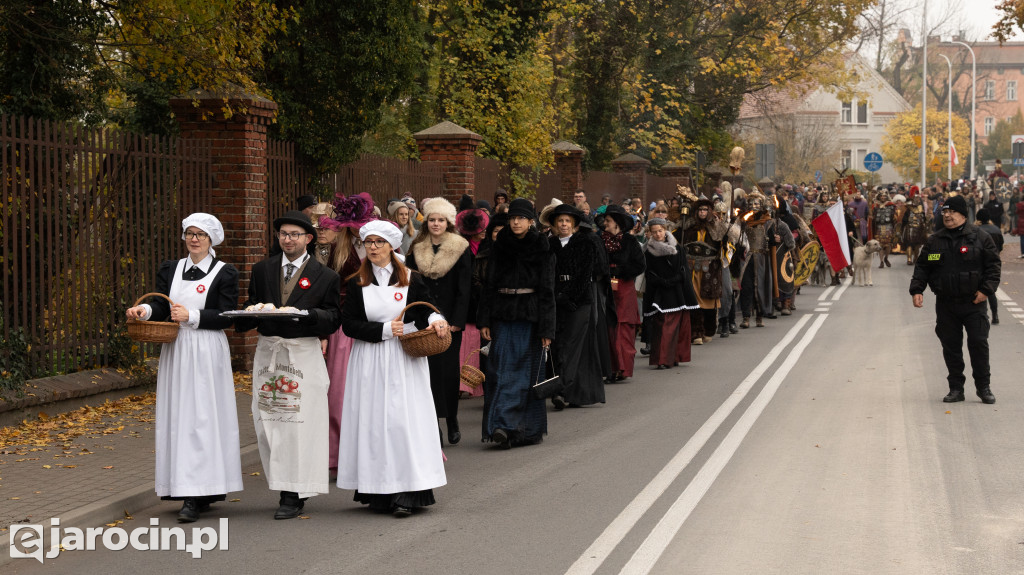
[393,301,441,322]
[132,292,175,308]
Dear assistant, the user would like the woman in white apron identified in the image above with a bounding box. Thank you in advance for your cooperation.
[338,220,450,517]
[126,213,243,523]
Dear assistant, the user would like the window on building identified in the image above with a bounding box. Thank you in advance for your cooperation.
[841,149,852,170]
[1008,81,1017,101]
[984,117,994,136]
[984,80,995,101]
[840,100,868,124]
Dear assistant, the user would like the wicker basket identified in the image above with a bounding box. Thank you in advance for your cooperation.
[396,302,451,358]
[126,292,180,343]
[460,349,485,389]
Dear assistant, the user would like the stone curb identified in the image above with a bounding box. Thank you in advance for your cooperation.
[0,444,260,566]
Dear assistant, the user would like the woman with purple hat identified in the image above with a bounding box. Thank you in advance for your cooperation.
[317,192,375,477]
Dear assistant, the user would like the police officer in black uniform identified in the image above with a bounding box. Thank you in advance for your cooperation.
[910,195,1001,404]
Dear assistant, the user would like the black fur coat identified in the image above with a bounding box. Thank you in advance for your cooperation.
[476,227,556,340]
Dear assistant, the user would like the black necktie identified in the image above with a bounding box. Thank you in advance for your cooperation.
[183,266,203,281]
[284,263,296,283]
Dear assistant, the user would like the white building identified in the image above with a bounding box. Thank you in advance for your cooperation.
[733,54,911,184]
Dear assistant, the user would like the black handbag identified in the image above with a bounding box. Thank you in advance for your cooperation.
[530,347,563,400]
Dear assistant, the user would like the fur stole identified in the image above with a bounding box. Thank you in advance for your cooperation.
[411,232,469,279]
[644,232,678,256]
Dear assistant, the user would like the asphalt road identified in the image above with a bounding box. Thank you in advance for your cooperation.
[10,255,1024,574]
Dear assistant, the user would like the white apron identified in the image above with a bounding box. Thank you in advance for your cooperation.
[337,278,447,494]
[155,259,243,497]
[252,335,330,497]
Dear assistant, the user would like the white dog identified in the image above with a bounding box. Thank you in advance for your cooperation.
[853,239,882,286]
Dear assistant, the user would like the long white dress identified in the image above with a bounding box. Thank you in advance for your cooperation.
[155,259,243,497]
[336,276,447,494]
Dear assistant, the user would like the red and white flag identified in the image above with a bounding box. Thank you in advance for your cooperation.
[950,140,959,166]
[812,202,851,273]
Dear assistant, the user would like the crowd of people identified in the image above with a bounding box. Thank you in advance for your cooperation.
[125,169,1021,524]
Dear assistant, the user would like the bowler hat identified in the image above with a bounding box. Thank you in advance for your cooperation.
[274,210,316,237]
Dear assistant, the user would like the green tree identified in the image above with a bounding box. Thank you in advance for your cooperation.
[263,0,424,173]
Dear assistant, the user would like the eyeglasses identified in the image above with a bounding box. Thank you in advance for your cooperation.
[185,231,209,240]
[277,231,310,240]
[364,239,390,249]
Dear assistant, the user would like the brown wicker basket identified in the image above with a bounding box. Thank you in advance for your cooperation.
[460,349,485,389]
[126,292,180,343]
[395,302,451,358]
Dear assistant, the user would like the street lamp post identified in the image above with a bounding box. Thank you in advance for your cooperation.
[945,39,977,182]
[921,2,927,188]
[939,54,952,182]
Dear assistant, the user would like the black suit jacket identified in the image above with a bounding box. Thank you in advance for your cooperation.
[149,258,238,330]
[234,254,342,338]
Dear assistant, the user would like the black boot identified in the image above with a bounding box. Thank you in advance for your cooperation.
[718,319,729,338]
[178,498,200,523]
[275,491,306,520]
[447,418,461,444]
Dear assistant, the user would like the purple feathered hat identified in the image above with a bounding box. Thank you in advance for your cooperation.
[320,192,377,231]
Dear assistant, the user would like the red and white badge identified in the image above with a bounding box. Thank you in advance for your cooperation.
[394,292,404,301]
[299,277,311,289]
[196,285,206,294]
[960,246,968,254]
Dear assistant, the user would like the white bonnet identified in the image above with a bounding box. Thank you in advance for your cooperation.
[182,212,224,257]
[359,220,403,250]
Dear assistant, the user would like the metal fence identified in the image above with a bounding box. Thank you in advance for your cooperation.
[0,115,211,375]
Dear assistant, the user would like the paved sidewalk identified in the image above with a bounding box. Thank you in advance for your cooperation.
[0,386,260,559]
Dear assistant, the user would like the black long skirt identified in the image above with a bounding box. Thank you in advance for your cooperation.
[590,283,613,377]
[555,303,606,406]
[427,330,463,420]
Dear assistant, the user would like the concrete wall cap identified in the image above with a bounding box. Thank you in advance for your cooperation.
[414,121,483,140]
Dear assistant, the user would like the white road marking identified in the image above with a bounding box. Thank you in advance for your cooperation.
[831,277,852,301]
[1013,314,1024,319]
[814,308,829,312]
[996,288,1010,301]
[818,301,833,306]
[819,286,836,301]
[563,315,814,575]
[618,314,829,575]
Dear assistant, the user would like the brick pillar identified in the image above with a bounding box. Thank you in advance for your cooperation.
[170,91,277,369]
[552,140,585,203]
[414,121,483,203]
[611,153,651,205]
[660,163,692,192]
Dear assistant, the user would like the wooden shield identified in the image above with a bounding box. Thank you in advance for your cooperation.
[794,241,820,287]
[777,248,795,294]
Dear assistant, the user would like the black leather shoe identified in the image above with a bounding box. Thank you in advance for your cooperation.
[942,390,965,403]
[729,323,739,334]
[492,429,511,449]
[551,396,566,411]
[392,505,413,518]
[274,491,306,520]
[978,388,996,404]
[992,316,999,325]
[178,498,200,523]
[447,419,461,444]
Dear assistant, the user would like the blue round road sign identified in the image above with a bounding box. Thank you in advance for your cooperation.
[863,152,883,172]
